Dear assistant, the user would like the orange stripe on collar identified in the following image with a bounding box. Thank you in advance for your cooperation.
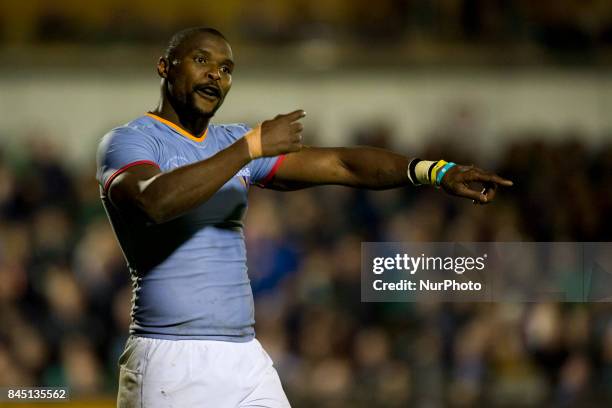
[146,113,208,142]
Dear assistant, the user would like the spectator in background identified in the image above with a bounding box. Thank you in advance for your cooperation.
[0,127,610,405]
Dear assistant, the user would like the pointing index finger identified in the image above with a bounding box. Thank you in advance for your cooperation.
[282,109,306,122]
[467,169,513,187]
[490,174,513,186]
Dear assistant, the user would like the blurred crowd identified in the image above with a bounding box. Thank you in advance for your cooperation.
[0,123,610,407]
[4,0,612,58]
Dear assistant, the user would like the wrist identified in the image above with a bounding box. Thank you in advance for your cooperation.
[407,159,456,186]
[244,125,263,159]
[434,161,457,186]
[235,137,254,163]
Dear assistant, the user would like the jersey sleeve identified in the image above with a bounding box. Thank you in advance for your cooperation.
[96,128,160,192]
[229,124,285,187]
[250,155,286,186]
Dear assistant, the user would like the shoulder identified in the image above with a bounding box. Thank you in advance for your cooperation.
[99,117,159,148]
[97,117,163,164]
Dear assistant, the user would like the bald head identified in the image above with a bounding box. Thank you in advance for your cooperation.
[165,27,228,62]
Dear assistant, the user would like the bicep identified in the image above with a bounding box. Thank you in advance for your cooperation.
[106,164,162,211]
[266,146,354,190]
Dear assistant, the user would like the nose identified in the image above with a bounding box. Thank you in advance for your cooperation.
[207,68,221,81]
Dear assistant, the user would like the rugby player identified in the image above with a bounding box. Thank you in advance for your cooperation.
[96,27,512,407]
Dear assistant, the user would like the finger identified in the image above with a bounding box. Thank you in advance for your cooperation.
[482,185,497,202]
[462,168,493,183]
[290,133,302,143]
[490,174,513,186]
[279,109,306,122]
[456,185,488,204]
[465,168,513,187]
[290,122,304,133]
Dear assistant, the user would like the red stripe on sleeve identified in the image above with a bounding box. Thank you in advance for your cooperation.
[258,155,286,187]
[103,160,160,192]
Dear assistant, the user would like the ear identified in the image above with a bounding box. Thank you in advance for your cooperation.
[157,57,170,79]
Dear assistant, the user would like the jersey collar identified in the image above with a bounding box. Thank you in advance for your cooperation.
[146,113,208,143]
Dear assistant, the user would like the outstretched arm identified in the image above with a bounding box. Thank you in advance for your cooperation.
[267,146,513,203]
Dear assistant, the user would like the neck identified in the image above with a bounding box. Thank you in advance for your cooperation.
[151,91,210,137]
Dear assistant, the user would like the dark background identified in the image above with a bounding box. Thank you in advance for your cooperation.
[0,1,611,406]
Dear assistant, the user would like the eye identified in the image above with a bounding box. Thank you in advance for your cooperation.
[220,66,232,74]
[194,56,207,64]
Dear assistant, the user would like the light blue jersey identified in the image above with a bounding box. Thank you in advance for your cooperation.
[96,113,284,342]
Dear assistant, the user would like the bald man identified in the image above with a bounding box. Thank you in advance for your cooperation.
[97,27,512,407]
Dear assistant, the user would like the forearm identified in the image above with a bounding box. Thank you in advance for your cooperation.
[125,139,251,223]
[270,146,411,190]
[335,146,411,189]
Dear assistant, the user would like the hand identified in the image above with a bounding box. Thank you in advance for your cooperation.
[260,109,305,157]
[440,164,513,204]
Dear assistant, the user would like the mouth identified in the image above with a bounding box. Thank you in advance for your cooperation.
[194,84,222,100]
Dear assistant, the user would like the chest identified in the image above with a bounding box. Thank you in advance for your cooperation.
[157,137,251,225]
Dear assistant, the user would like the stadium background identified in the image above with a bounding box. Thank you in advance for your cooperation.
[1,1,611,406]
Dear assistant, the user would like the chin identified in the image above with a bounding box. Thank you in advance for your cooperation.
[195,107,215,118]
[192,99,222,118]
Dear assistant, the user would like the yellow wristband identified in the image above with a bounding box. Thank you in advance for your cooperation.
[430,160,448,184]
[244,125,262,159]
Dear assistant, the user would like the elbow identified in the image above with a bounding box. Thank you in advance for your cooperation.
[107,176,173,224]
[134,176,183,224]
[144,206,169,225]
[134,194,171,225]
[336,155,360,187]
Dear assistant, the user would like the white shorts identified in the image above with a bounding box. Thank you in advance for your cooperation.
[117,336,291,408]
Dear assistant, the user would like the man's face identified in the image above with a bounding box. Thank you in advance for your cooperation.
[162,33,234,118]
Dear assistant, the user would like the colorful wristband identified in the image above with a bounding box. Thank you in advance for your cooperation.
[427,161,437,184]
[430,160,448,185]
[407,158,421,185]
[435,162,456,186]
[407,158,437,186]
